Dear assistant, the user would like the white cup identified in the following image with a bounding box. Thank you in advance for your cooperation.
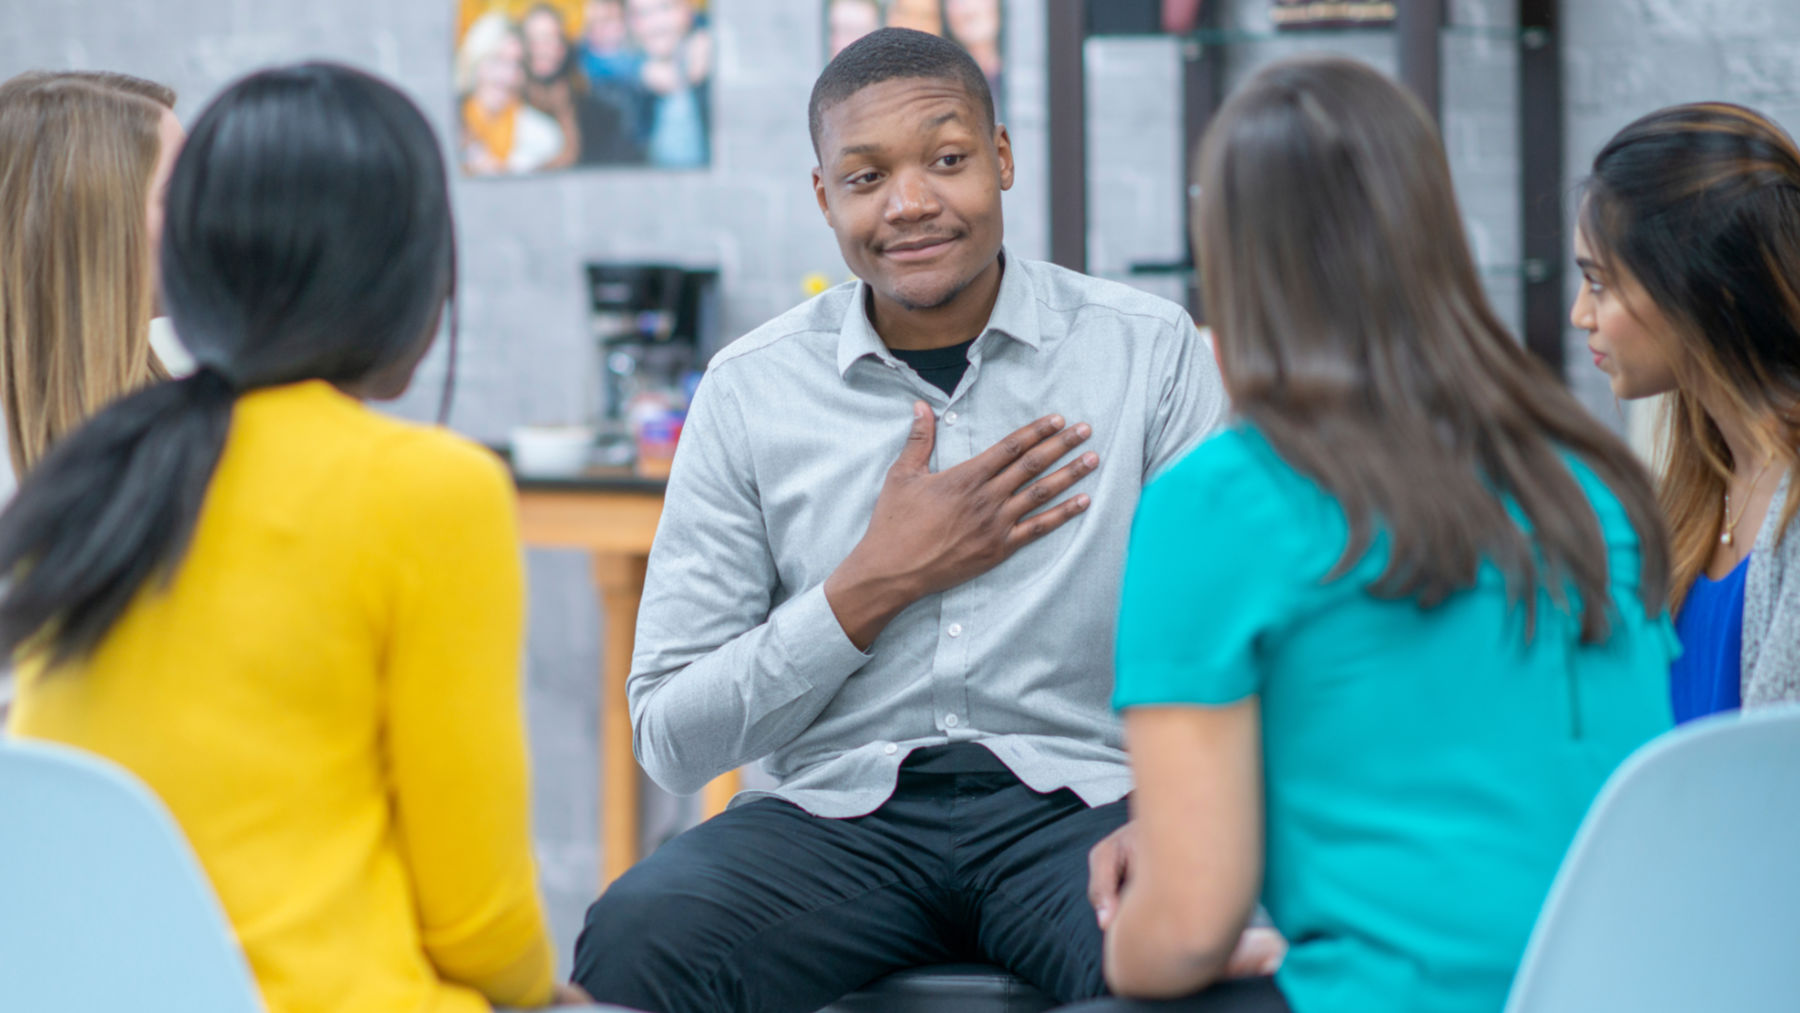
[510,425,595,475]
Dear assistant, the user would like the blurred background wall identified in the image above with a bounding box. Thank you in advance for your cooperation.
[3,0,1798,970]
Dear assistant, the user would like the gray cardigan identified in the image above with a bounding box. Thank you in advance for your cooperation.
[1743,471,1800,708]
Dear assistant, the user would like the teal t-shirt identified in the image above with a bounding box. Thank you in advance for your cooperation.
[1114,425,1676,1013]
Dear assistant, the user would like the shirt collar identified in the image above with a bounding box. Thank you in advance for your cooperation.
[835,248,1042,378]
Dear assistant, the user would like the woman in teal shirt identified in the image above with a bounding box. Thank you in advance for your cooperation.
[1078,57,1677,1013]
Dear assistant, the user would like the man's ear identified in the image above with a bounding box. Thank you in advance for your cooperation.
[812,165,834,224]
[994,124,1015,191]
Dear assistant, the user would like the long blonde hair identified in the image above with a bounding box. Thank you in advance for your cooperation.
[0,71,175,475]
[1582,103,1800,614]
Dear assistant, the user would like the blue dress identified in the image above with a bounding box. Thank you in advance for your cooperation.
[1670,556,1748,723]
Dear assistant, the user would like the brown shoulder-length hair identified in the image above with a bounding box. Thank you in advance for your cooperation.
[1194,55,1669,642]
[1581,102,1800,614]
[0,70,175,476]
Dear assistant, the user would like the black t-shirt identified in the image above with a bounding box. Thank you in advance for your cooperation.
[890,338,976,397]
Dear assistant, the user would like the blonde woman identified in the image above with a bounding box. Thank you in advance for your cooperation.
[0,70,185,477]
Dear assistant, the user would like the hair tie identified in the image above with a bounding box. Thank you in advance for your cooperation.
[187,364,239,396]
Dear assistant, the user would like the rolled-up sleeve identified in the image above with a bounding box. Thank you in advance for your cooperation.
[629,372,873,796]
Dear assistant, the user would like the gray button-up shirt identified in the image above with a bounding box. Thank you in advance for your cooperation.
[629,254,1227,817]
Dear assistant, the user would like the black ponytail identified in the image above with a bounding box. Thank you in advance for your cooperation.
[0,372,233,665]
[0,63,455,667]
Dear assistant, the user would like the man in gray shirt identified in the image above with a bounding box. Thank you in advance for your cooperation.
[573,27,1226,1012]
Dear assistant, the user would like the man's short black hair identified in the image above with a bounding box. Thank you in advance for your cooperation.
[809,27,996,158]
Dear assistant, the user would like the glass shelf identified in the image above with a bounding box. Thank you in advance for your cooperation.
[1444,24,1534,42]
[1102,261,1541,282]
[1087,24,1529,48]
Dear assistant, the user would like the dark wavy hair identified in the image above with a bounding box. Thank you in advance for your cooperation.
[1194,55,1669,641]
[1580,102,1800,613]
[0,62,457,667]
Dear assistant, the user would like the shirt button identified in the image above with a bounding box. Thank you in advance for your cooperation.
[945,410,959,425]
[947,623,963,637]
[883,743,898,755]
[945,713,960,728]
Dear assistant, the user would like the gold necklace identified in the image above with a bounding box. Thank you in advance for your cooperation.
[1721,458,1776,547]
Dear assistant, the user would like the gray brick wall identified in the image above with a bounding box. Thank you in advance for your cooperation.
[7,0,1800,973]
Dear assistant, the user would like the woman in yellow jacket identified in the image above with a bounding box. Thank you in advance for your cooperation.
[3,64,587,1013]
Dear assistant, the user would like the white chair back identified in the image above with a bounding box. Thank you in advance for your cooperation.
[1505,706,1800,1013]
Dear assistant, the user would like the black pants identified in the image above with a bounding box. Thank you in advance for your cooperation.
[572,744,1130,1013]
[1057,978,1289,1012]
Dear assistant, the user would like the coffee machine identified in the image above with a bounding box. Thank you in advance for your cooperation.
[586,262,719,465]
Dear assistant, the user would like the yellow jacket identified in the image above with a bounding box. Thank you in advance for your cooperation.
[10,380,555,1013]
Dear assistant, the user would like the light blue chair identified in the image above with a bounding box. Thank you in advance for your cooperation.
[1504,705,1800,1013]
[0,736,267,1012]
[0,737,641,1013]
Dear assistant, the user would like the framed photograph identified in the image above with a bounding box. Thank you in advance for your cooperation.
[1270,0,1396,30]
[455,0,713,175]
[825,0,1005,119]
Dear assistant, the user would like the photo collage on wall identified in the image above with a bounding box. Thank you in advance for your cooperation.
[455,0,712,176]
[825,0,1005,120]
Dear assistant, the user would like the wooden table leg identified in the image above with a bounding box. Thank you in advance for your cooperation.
[700,770,742,820]
[592,553,648,889]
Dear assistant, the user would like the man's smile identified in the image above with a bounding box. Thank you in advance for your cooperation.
[881,234,960,262]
